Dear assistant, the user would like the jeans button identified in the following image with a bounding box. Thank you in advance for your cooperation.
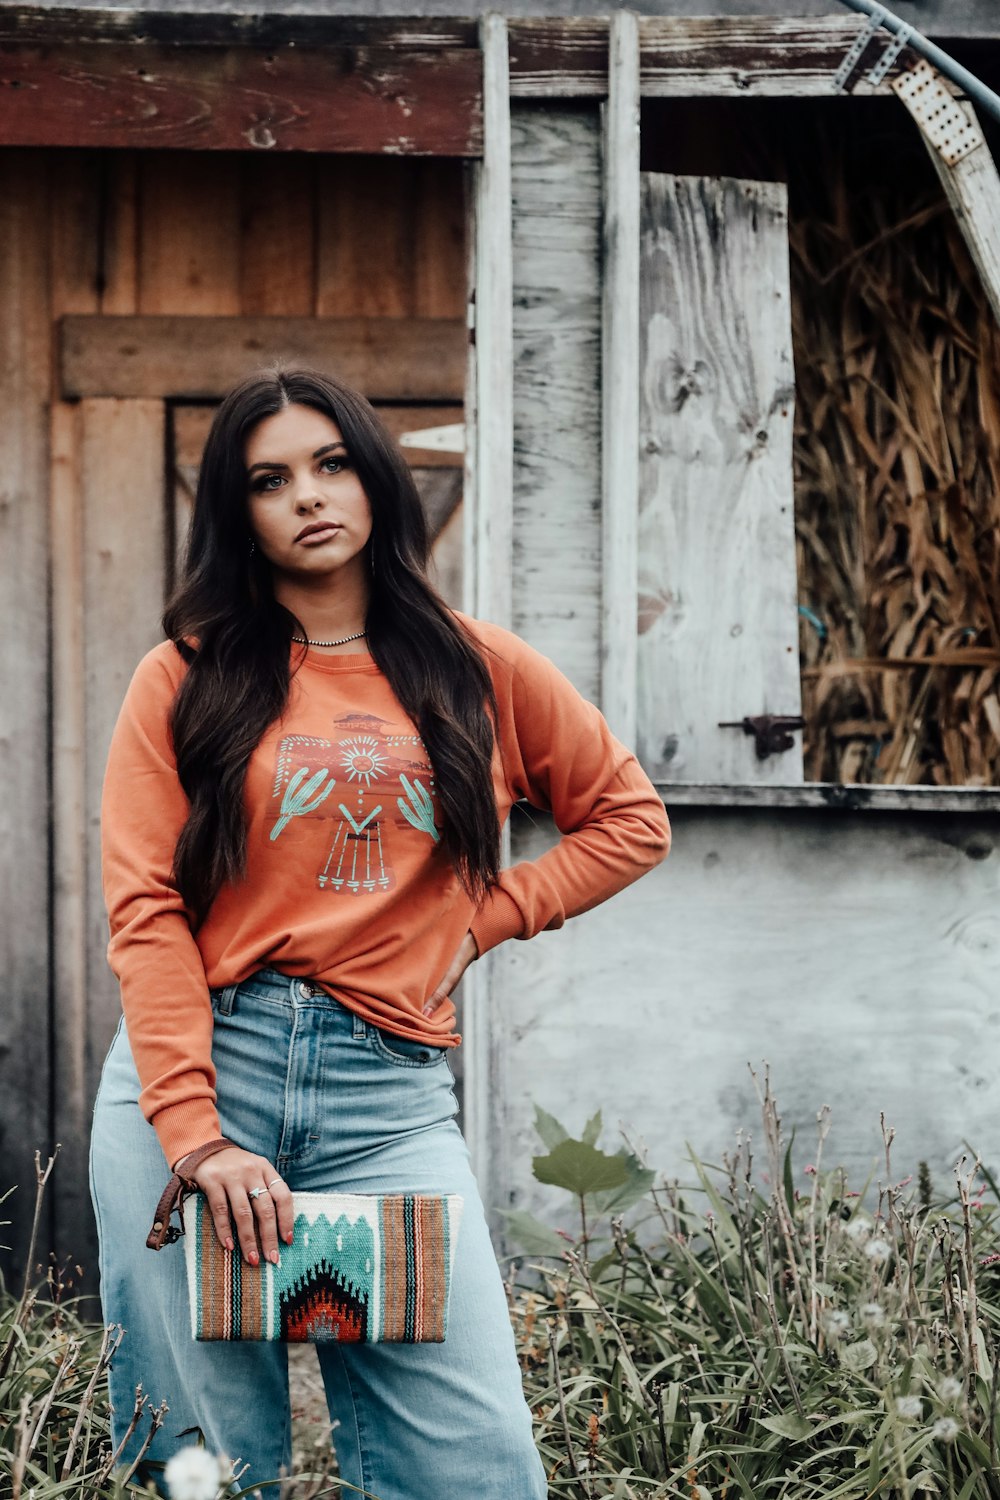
[299,981,318,998]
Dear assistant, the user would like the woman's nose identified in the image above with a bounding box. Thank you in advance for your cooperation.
[293,489,323,510]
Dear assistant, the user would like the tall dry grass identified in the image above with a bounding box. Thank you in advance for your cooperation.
[789,114,1000,785]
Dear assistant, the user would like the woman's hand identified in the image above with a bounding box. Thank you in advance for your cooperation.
[422,930,479,1018]
[177,1145,294,1265]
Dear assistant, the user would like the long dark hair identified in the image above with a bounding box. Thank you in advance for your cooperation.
[162,365,501,925]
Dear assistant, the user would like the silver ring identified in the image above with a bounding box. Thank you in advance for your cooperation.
[266,1178,281,1189]
[248,1186,267,1200]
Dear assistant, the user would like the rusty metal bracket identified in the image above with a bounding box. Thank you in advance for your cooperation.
[718,714,807,761]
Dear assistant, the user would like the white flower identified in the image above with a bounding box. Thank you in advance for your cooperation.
[824,1309,851,1340]
[844,1216,873,1241]
[938,1376,964,1403]
[165,1444,224,1500]
[933,1416,960,1442]
[895,1395,923,1420]
[865,1238,892,1264]
[859,1302,886,1328]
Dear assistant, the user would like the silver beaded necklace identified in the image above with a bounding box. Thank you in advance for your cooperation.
[291,630,368,648]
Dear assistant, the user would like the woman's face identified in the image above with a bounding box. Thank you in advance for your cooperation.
[244,403,373,585]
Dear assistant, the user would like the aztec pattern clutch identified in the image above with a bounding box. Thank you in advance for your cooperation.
[184,1190,463,1343]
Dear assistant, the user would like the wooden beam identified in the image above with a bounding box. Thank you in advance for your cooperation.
[0,42,482,154]
[60,316,467,401]
[892,59,1000,326]
[0,9,478,50]
[601,11,640,750]
[637,173,801,786]
[508,16,959,99]
[653,782,1000,813]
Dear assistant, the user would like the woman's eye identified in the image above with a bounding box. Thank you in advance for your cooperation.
[322,457,344,474]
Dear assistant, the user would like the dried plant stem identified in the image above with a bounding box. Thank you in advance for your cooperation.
[548,1323,589,1497]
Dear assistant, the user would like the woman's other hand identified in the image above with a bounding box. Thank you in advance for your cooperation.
[422,930,479,1018]
[176,1145,294,1264]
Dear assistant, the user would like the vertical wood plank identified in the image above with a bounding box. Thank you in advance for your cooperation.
[462,15,513,1224]
[240,154,316,316]
[315,157,416,319]
[637,174,801,784]
[0,151,52,1283]
[48,150,102,316]
[510,104,602,700]
[81,400,168,1161]
[413,159,468,320]
[49,151,102,1283]
[601,11,640,748]
[139,153,241,314]
[100,151,139,315]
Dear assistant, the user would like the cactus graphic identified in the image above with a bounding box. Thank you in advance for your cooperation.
[397,774,439,843]
[270,766,335,840]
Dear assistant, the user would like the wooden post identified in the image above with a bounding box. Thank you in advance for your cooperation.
[601,9,640,749]
[467,12,513,630]
[462,12,513,1224]
[893,59,1000,327]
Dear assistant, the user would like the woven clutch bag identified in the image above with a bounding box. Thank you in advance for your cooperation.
[183,1189,464,1343]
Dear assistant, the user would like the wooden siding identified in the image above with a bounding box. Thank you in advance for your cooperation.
[0,153,53,1272]
[0,146,467,1290]
[499,806,1000,1229]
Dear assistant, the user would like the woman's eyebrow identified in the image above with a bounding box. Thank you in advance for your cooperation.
[247,442,347,476]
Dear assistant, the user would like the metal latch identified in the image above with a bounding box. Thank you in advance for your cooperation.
[717,714,806,761]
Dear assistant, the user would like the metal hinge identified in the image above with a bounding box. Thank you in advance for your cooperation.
[718,714,807,761]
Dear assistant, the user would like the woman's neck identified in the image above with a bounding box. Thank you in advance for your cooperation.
[273,571,371,654]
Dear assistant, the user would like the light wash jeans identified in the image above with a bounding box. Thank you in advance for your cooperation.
[89,966,547,1499]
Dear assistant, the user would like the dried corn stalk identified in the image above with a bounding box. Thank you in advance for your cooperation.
[790,114,1000,784]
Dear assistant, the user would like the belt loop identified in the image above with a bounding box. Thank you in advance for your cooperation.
[217,982,239,1017]
[353,1013,367,1040]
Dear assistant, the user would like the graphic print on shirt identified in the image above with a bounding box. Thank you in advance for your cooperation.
[266,712,439,895]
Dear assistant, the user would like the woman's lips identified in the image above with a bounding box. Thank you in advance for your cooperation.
[296,525,342,545]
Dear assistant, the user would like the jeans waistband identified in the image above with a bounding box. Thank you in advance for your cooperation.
[210,966,348,1018]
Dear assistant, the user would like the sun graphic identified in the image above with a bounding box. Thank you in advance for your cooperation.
[339,736,389,787]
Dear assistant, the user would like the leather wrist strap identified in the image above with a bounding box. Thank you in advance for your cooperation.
[146,1136,239,1251]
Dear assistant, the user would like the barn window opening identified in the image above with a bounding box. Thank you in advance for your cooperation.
[640,88,1000,789]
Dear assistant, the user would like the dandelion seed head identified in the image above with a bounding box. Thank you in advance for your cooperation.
[938,1376,964,1403]
[866,1238,892,1263]
[895,1395,922,1420]
[844,1216,872,1241]
[164,1444,223,1500]
[859,1302,886,1327]
[824,1309,851,1340]
[933,1416,960,1442]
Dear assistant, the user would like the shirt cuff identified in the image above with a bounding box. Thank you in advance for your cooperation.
[152,1098,225,1171]
[468,885,526,958]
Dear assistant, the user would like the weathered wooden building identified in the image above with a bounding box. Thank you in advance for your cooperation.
[4,1,1000,1294]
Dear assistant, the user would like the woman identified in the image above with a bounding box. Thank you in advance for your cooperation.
[90,365,671,1498]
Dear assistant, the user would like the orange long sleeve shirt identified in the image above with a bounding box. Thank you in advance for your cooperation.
[101,608,672,1168]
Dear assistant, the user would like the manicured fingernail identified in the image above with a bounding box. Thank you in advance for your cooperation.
[269,1250,280,1266]
[225,1237,234,1253]
[248,1250,259,1266]
[284,1231,294,1244]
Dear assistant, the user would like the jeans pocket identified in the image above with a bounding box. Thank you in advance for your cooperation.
[368,1026,448,1069]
